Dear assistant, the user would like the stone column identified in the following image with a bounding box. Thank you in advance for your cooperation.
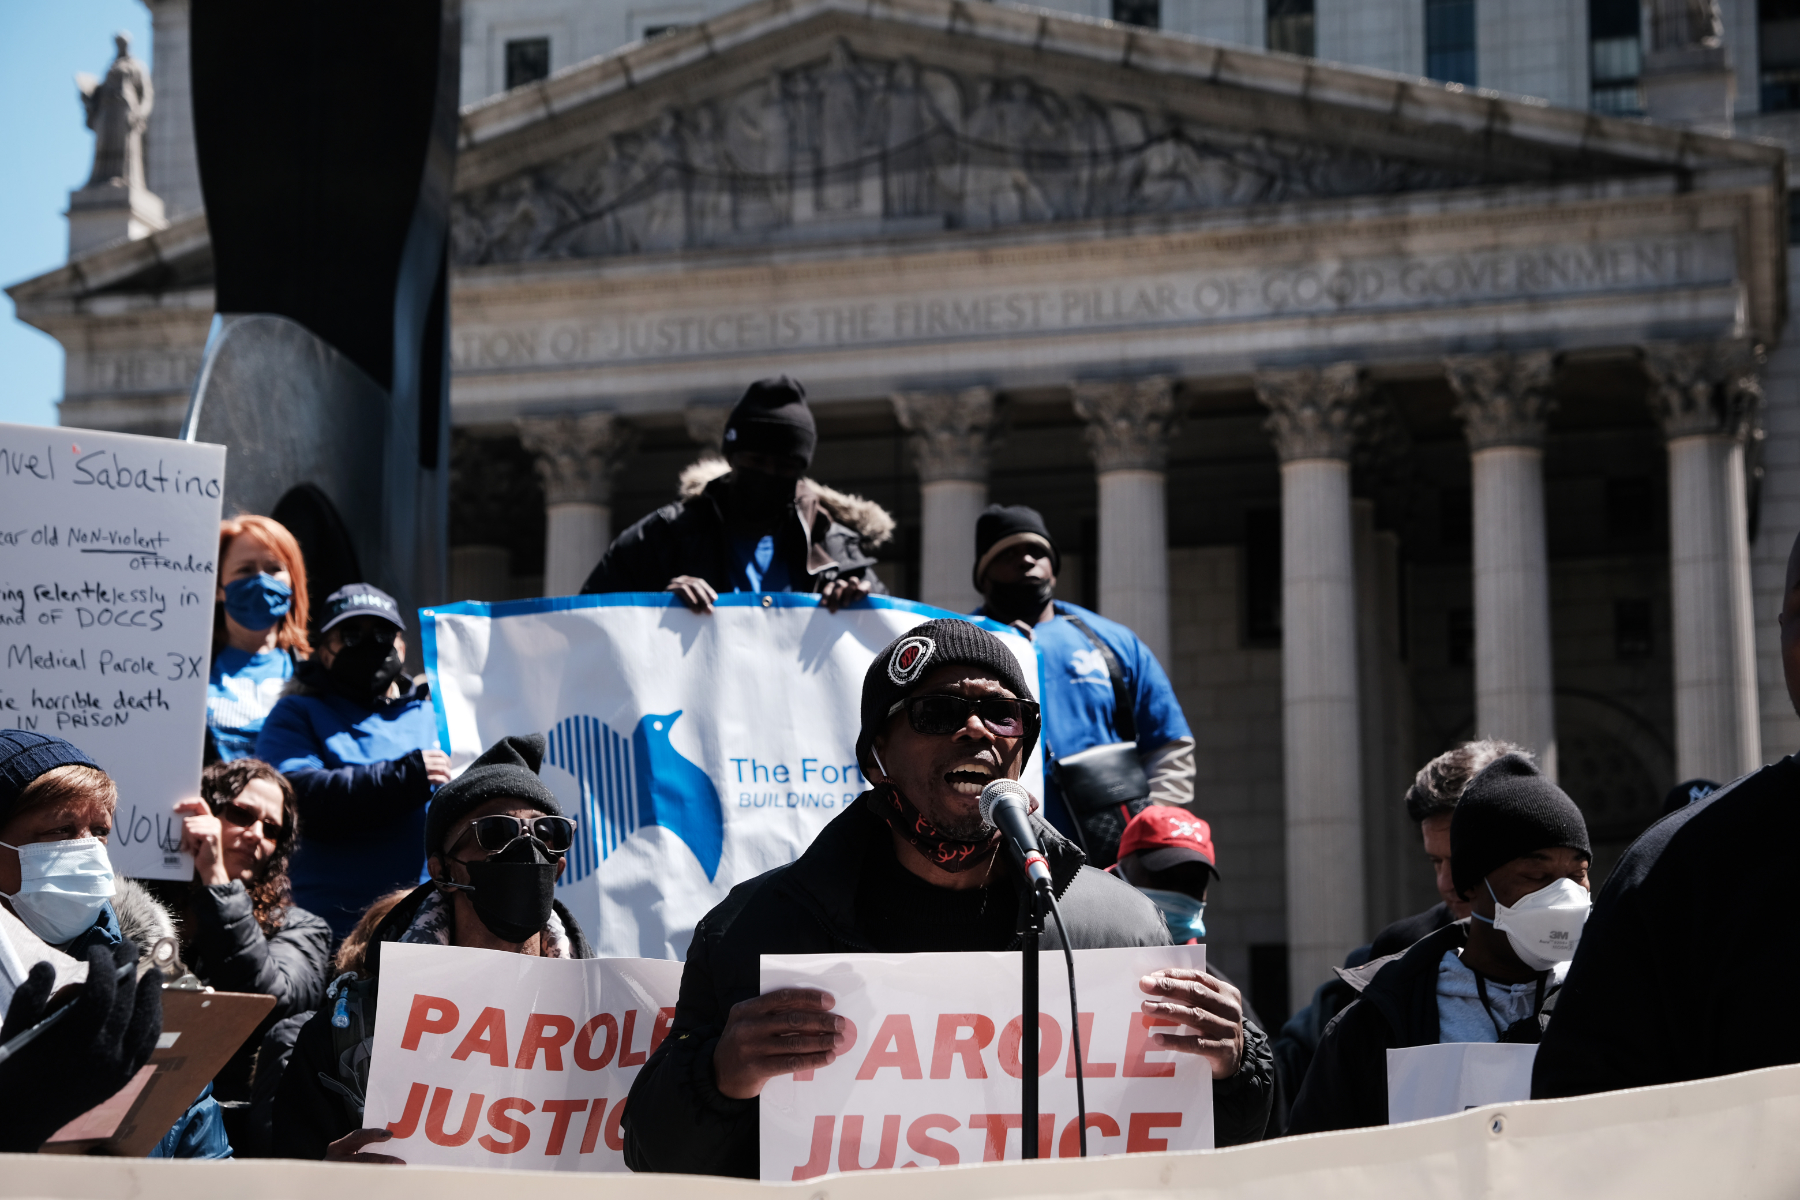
[1071,377,1176,666]
[1445,351,1560,781]
[517,413,636,597]
[1254,363,1366,1012]
[892,389,999,613]
[1642,341,1763,783]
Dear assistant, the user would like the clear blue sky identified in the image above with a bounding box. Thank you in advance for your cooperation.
[0,1,153,430]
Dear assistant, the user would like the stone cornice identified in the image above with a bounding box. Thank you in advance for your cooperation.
[454,0,1776,183]
[1445,351,1558,450]
[1255,363,1368,462]
[1640,340,1764,441]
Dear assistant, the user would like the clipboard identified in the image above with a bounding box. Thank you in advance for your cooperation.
[41,987,276,1156]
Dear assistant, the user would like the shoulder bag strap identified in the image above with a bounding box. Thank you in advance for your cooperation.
[1061,614,1138,744]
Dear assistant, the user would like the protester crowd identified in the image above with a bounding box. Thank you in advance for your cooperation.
[3,374,1798,1166]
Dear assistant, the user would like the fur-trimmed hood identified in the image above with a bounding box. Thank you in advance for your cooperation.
[677,457,895,548]
[113,877,179,971]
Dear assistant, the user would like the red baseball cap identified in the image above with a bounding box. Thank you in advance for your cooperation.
[1117,806,1218,876]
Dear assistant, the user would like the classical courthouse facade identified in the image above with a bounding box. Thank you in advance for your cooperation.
[12,0,1800,1015]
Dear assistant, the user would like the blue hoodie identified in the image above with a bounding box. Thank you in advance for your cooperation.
[255,661,441,938]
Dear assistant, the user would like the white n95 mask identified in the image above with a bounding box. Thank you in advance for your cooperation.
[1,837,116,946]
[1476,876,1590,972]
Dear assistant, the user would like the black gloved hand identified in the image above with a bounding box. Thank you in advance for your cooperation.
[0,938,163,1152]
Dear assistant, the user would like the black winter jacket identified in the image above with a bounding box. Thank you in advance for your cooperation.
[622,796,1275,1177]
[581,473,887,597]
[1534,755,1800,1098]
[1286,922,1469,1135]
[269,884,593,1159]
[183,882,332,1101]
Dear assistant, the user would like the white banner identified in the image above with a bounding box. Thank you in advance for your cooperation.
[363,942,684,1170]
[422,595,1042,960]
[758,945,1214,1180]
[0,423,225,880]
[1386,1042,1538,1125]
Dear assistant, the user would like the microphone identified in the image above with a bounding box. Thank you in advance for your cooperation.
[979,779,1052,890]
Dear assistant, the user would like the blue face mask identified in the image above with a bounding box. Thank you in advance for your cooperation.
[1137,886,1207,942]
[223,573,292,632]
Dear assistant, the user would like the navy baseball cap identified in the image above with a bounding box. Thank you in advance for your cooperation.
[320,583,405,633]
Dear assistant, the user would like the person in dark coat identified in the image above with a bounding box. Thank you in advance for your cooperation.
[271,734,594,1163]
[1531,529,1800,1099]
[581,375,889,611]
[1286,754,1590,1135]
[1268,738,1521,1133]
[622,619,1275,1177]
[165,758,330,1112]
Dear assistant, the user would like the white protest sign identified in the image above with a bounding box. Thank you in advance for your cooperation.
[1386,1042,1538,1124]
[759,945,1213,1180]
[0,423,225,880]
[422,595,1042,960]
[363,942,684,1170]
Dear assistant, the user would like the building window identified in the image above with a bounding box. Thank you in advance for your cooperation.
[1615,599,1653,660]
[1589,0,1642,114]
[505,38,551,90]
[1112,0,1159,30]
[1762,0,1800,111]
[1267,0,1315,57]
[1425,0,1477,87]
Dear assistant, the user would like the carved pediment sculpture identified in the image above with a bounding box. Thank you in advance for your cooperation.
[451,38,1488,264]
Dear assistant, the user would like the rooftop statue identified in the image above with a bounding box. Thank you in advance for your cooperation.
[77,32,154,191]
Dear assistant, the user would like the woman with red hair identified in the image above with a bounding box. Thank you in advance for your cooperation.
[208,515,311,761]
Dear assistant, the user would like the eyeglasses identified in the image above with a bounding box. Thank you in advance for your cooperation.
[334,622,397,648]
[461,815,577,856]
[211,799,289,844]
[886,694,1039,739]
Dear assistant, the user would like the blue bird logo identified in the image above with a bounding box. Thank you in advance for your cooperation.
[544,710,725,883]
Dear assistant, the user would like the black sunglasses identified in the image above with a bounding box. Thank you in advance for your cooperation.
[216,800,285,838]
[463,814,577,856]
[336,624,397,649]
[887,694,1039,738]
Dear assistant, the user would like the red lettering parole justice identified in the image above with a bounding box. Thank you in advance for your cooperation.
[385,1087,630,1157]
[396,994,675,1073]
[789,1111,1156,1179]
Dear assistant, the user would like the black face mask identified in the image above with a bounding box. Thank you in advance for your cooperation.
[328,640,405,702]
[985,577,1054,623]
[729,468,799,527]
[448,837,559,945]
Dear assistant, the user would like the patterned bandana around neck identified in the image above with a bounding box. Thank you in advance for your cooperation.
[868,783,1000,873]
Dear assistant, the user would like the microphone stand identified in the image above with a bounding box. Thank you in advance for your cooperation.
[1019,878,1045,1158]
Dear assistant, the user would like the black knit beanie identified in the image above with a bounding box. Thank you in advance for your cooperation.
[856,618,1038,775]
[0,731,99,822]
[1450,753,1591,898]
[972,505,1060,588]
[722,376,816,464]
[425,734,563,857]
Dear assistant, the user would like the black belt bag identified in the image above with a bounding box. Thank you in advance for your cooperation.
[1048,616,1151,818]
[1051,740,1150,816]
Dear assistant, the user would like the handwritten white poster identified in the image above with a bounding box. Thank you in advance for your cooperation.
[759,945,1215,1180]
[423,595,1042,961]
[1386,1042,1539,1124]
[0,423,225,879]
[362,942,684,1170]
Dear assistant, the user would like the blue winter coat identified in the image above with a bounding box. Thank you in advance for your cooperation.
[255,661,442,938]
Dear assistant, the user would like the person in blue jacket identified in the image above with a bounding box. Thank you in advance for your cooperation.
[256,584,450,939]
[971,504,1194,866]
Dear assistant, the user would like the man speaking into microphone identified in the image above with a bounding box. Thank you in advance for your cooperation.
[623,619,1274,1176]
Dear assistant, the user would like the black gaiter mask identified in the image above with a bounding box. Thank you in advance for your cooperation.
[453,838,559,945]
[328,641,405,702]
[729,468,799,529]
[985,578,1054,624]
